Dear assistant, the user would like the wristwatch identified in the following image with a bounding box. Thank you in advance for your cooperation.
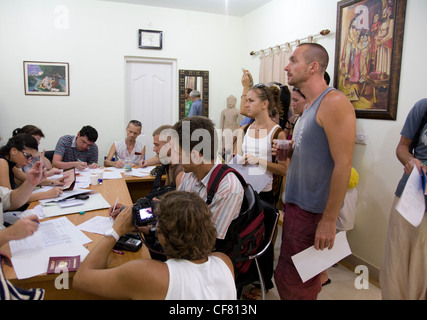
[104,228,120,242]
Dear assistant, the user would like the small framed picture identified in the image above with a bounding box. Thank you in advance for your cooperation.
[23,61,69,96]
[138,29,163,50]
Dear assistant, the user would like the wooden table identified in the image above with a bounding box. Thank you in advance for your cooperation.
[1,178,152,300]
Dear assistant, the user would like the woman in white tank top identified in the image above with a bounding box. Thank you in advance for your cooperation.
[236,83,287,203]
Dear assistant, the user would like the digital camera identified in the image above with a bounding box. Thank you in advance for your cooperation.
[132,197,157,227]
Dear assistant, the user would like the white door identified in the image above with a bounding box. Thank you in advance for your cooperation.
[125,57,177,160]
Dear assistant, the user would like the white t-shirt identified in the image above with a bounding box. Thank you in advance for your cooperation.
[114,139,144,164]
[165,256,236,300]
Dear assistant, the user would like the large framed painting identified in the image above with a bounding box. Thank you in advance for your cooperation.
[24,61,69,96]
[334,0,407,120]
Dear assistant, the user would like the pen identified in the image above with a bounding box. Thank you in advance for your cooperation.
[111,196,119,220]
[111,249,124,255]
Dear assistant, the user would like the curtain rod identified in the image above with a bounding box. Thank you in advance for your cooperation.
[249,29,331,56]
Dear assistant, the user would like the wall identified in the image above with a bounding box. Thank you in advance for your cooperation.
[1,0,427,272]
[0,0,244,160]
[241,0,427,270]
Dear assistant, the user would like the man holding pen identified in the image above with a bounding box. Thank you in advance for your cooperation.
[52,125,100,169]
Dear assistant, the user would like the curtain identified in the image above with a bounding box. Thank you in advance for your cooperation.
[259,46,292,86]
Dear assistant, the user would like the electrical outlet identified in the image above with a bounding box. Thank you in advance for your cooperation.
[355,133,367,145]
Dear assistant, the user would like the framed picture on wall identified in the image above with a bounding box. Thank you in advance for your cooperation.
[23,61,69,96]
[334,0,407,120]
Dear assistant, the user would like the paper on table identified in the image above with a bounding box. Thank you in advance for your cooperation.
[396,166,426,227]
[291,231,352,283]
[9,217,91,279]
[227,155,270,193]
[77,216,114,235]
[11,244,89,279]
[2,204,44,225]
[137,166,157,173]
[131,171,150,178]
[102,171,123,179]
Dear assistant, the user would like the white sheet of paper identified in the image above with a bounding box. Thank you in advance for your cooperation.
[396,167,426,227]
[2,204,44,225]
[291,231,352,283]
[77,216,114,235]
[131,171,150,178]
[227,155,270,193]
[9,217,91,279]
[102,171,123,179]
[11,243,89,279]
[138,166,157,173]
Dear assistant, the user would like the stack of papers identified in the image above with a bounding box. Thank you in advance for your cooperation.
[9,217,91,279]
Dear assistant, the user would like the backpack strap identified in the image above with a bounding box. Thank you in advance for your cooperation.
[152,164,168,189]
[206,164,247,205]
[410,109,427,154]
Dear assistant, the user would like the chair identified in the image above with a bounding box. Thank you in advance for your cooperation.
[249,205,279,300]
[235,203,280,300]
[44,150,55,163]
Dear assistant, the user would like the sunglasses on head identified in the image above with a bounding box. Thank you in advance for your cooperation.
[254,83,270,102]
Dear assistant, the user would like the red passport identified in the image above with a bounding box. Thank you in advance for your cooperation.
[47,256,80,274]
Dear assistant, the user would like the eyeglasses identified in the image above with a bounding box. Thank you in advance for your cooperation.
[21,151,33,161]
[254,83,270,102]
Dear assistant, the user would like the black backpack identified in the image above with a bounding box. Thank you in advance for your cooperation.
[206,164,268,274]
[145,164,175,200]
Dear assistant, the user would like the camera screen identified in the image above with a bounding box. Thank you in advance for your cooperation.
[139,207,153,220]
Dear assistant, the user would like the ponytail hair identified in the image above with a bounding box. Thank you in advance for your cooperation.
[0,133,38,157]
[249,83,282,118]
[12,125,45,138]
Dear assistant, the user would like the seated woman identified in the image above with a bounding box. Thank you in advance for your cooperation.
[0,134,63,208]
[12,125,54,172]
[12,125,62,185]
[104,120,145,168]
[74,191,236,300]
[0,161,45,300]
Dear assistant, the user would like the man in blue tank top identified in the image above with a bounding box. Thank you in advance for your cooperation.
[274,43,356,300]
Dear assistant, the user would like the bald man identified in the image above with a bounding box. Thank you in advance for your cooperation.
[274,43,356,300]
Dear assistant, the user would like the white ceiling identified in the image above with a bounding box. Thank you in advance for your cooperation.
[100,0,273,17]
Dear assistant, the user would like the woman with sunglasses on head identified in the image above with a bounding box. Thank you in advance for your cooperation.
[236,83,287,203]
[234,83,287,300]
[0,134,63,208]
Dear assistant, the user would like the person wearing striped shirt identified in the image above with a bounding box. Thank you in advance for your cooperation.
[173,116,244,240]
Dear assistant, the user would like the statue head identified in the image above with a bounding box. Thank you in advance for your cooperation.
[227,95,237,109]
